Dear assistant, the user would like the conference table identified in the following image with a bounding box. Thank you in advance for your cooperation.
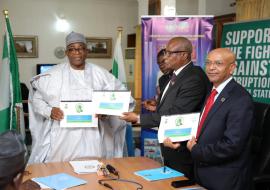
[23,156,201,190]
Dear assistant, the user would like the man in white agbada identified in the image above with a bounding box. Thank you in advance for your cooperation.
[28,32,135,164]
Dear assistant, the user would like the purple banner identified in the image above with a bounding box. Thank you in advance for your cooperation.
[141,16,213,105]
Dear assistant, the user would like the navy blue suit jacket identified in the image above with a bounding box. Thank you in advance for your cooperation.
[191,79,254,190]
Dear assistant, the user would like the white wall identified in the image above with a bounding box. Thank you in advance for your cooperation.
[205,0,235,16]
[0,0,138,87]
[176,0,235,16]
[176,0,198,15]
[137,0,148,24]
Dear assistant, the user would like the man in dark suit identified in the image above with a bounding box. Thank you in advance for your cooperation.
[121,37,210,179]
[142,48,172,112]
[186,48,254,189]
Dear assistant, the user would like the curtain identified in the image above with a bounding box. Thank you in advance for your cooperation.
[236,0,270,21]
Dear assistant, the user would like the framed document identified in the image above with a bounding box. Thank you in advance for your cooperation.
[60,101,98,128]
[92,90,131,116]
[158,113,200,143]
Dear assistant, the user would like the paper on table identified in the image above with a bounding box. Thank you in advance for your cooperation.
[60,101,98,128]
[33,173,87,190]
[69,160,100,174]
[158,113,200,143]
[92,91,131,116]
[134,167,184,181]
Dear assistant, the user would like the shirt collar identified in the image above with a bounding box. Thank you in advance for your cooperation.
[214,76,233,95]
[174,61,191,76]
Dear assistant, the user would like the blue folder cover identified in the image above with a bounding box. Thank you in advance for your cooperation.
[34,173,87,190]
[134,167,184,181]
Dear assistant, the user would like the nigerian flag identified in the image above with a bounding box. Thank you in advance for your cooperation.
[0,11,24,136]
[112,32,126,84]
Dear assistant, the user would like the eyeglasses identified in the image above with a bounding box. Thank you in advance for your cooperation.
[67,47,86,54]
[205,60,223,66]
[164,50,188,56]
[205,60,235,67]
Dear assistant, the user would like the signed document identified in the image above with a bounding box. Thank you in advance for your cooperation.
[60,101,98,128]
[158,113,200,143]
[92,90,131,116]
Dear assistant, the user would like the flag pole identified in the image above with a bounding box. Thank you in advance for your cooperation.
[3,9,21,133]
[3,10,8,18]
[117,26,123,41]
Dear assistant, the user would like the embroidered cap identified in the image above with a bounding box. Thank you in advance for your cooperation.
[66,31,86,47]
[0,130,26,186]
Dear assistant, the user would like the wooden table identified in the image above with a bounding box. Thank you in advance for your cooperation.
[23,157,199,190]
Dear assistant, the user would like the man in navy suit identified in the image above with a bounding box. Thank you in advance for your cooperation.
[186,48,254,189]
[121,37,210,179]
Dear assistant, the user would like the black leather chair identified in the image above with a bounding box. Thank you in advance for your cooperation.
[251,101,270,189]
[20,83,31,146]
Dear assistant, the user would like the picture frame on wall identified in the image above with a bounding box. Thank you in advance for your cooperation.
[86,37,112,58]
[14,35,38,58]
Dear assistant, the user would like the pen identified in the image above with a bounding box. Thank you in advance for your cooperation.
[162,156,166,173]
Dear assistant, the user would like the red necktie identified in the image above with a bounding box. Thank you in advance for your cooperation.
[196,89,218,138]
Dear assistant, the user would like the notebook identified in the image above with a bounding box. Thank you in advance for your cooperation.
[134,166,184,181]
[33,173,87,190]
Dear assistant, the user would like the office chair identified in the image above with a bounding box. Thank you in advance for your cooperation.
[251,102,270,190]
[20,83,32,146]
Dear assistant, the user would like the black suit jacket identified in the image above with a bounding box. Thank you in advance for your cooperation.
[158,72,171,93]
[141,62,210,178]
[191,79,254,190]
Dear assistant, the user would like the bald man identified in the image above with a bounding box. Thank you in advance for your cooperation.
[186,48,254,190]
[121,37,210,179]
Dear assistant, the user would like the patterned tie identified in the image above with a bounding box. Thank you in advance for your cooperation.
[169,73,177,87]
[196,89,218,138]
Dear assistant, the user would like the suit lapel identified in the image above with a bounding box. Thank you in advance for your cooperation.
[198,80,236,138]
[158,63,194,109]
[157,74,171,104]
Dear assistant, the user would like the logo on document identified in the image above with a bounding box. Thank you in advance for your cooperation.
[175,117,183,127]
[110,93,116,101]
[75,103,83,113]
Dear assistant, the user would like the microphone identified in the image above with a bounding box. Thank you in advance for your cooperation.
[103,183,113,190]
[106,164,118,176]
[98,180,113,190]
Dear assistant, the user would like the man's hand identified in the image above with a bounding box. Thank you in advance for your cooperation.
[19,179,41,190]
[50,107,64,121]
[187,136,197,151]
[142,99,157,112]
[120,112,138,123]
[163,137,181,149]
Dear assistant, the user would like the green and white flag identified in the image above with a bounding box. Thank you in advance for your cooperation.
[0,12,25,136]
[112,32,126,84]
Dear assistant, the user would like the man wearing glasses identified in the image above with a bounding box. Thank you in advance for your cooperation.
[142,48,173,112]
[28,32,134,164]
[121,37,210,179]
[185,48,254,190]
